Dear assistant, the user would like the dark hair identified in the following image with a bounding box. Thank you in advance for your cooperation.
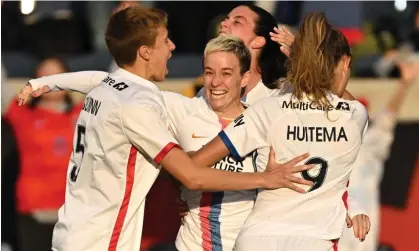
[105,6,168,67]
[29,57,74,113]
[286,12,351,107]
[244,4,287,89]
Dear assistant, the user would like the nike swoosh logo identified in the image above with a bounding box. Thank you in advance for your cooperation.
[192,133,209,139]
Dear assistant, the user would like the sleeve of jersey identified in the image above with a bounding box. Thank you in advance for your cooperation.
[29,71,108,94]
[121,103,181,165]
[162,91,192,138]
[362,109,396,161]
[347,190,368,218]
[219,107,268,160]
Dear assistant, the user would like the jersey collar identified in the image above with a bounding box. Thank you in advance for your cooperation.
[113,68,160,92]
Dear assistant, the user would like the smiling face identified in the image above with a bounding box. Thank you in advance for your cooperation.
[148,27,175,82]
[203,51,248,113]
[219,6,258,47]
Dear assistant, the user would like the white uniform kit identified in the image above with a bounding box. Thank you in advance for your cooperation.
[30,71,257,251]
[29,73,369,250]
[219,94,368,251]
[163,92,257,251]
[32,69,180,251]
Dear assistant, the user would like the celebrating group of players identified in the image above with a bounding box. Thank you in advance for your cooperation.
[17,3,407,251]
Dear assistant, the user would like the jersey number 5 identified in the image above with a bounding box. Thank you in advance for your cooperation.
[70,125,86,182]
[301,157,328,192]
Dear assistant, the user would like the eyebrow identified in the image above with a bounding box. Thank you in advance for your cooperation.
[204,67,233,71]
[225,15,247,23]
[233,15,247,22]
[221,67,233,71]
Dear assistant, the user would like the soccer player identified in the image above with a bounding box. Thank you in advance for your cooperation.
[18,4,368,248]
[190,12,369,251]
[339,61,419,251]
[199,4,369,229]
[196,4,290,101]
[20,35,313,251]
[166,36,265,251]
[18,7,314,251]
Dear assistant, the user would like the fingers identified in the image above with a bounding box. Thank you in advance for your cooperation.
[359,215,370,242]
[291,163,315,173]
[280,46,291,58]
[286,152,310,167]
[280,26,294,36]
[267,146,277,165]
[289,176,313,186]
[285,182,306,194]
[352,216,360,240]
[364,216,371,239]
[270,33,294,47]
[32,85,51,97]
[17,87,32,106]
[346,214,353,228]
[270,26,295,47]
[351,214,370,242]
[269,146,276,159]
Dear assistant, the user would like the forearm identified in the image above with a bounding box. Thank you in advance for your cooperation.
[162,147,265,191]
[386,81,411,115]
[347,192,368,218]
[29,71,107,94]
[177,164,266,191]
[191,136,230,167]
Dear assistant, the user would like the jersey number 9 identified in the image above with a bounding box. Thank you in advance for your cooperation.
[70,125,86,182]
[301,157,328,192]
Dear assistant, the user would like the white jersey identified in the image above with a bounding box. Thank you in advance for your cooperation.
[200,80,366,218]
[163,92,257,251]
[51,69,179,251]
[219,93,368,240]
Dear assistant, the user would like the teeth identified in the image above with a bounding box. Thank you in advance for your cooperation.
[211,90,227,95]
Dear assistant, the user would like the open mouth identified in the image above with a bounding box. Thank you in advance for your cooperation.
[210,90,227,99]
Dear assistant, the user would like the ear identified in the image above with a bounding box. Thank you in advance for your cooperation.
[240,71,250,88]
[250,36,266,50]
[138,45,151,61]
[342,55,351,73]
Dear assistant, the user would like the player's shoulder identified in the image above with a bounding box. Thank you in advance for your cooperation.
[334,95,368,116]
[351,100,369,124]
[332,95,369,125]
[162,91,198,105]
[118,82,165,114]
[162,91,208,114]
[244,96,285,123]
[251,93,291,111]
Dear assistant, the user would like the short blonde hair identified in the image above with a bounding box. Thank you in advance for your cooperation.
[204,35,251,75]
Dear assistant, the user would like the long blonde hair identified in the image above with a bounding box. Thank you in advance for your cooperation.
[286,12,351,107]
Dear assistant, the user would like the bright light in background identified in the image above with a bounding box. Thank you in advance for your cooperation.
[394,0,407,12]
[20,0,35,15]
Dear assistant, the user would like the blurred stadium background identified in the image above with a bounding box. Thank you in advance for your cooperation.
[1,1,418,251]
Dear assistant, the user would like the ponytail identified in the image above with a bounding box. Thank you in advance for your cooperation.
[286,12,350,107]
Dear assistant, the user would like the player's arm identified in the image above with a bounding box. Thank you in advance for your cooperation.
[17,71,107,106]
[191,105,315,191]
[192,106,268,166]
[362,63,416,161]
[121,102,313,192]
